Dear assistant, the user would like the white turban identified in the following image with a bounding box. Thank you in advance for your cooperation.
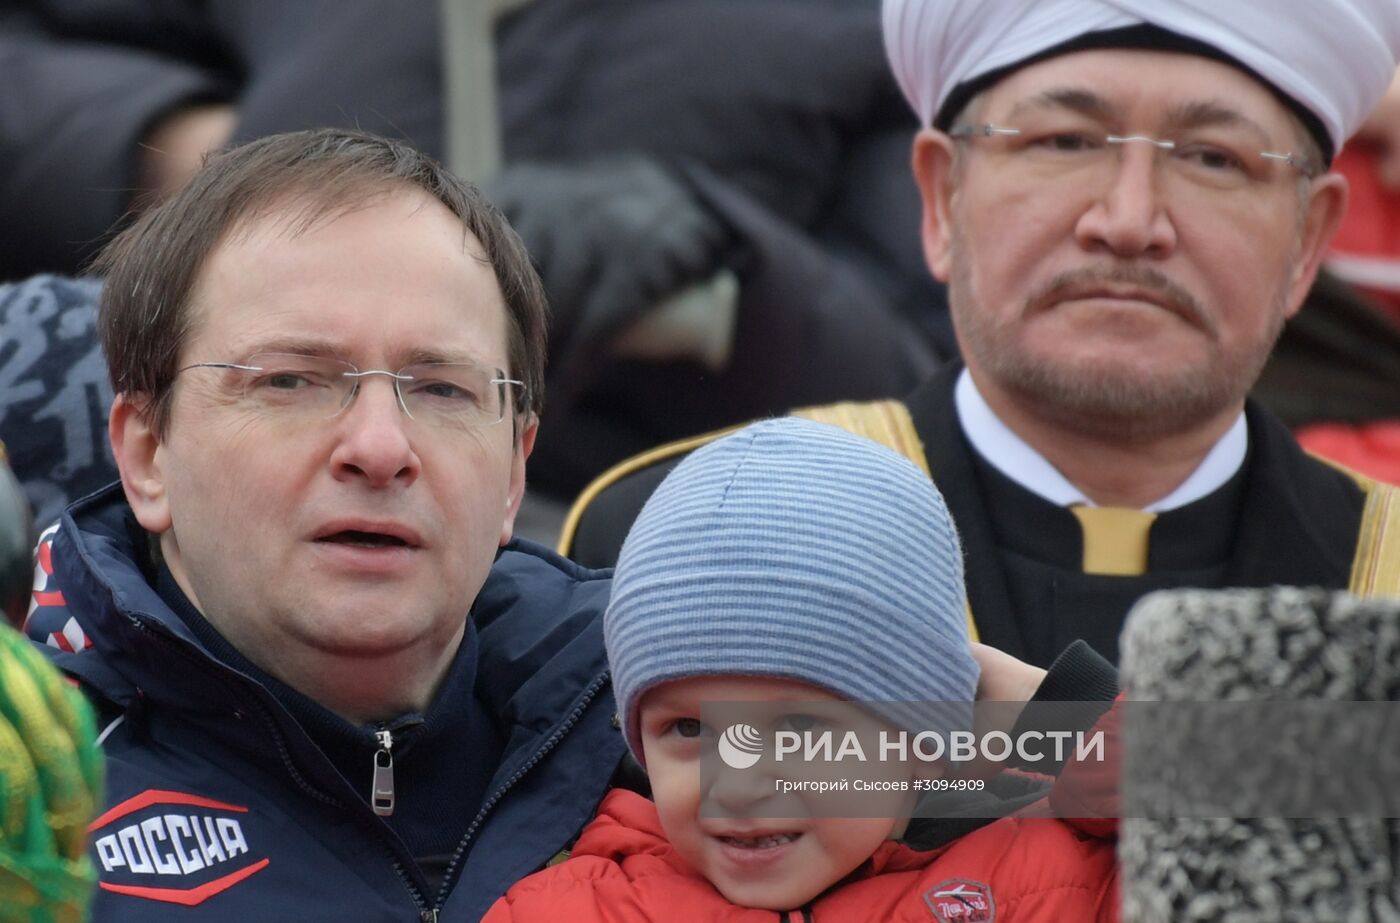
[882,0,1400,157]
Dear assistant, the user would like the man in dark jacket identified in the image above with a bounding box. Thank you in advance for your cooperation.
[23,127,626,921]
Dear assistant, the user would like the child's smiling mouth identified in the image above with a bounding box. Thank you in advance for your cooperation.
[718,832,801,850]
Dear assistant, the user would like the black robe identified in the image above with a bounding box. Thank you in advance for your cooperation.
[568,363,1370,666]
[904,364,1367,665]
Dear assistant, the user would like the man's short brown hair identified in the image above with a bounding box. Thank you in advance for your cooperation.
[92,128,548,438]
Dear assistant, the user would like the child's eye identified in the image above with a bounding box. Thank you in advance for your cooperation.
[778,713,824,733]
[671,718,704,738]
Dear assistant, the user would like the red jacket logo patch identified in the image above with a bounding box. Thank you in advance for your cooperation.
[924,878,995,922]
[88,790,269,906]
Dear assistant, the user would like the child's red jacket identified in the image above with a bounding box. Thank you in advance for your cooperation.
[484,776,1117,923]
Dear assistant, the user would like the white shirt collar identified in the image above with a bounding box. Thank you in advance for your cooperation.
[953,369,1248,513]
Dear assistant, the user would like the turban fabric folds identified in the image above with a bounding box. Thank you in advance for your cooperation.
[883,0,1400,161]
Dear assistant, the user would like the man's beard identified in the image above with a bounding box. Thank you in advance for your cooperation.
[948,238,1289,444]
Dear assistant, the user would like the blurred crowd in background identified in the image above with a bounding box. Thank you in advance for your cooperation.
[3,2,1400,920]
[2,0,1399,537]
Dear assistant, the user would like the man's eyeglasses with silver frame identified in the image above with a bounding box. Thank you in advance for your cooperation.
[177,352,525,429]
[948,122,1321,190]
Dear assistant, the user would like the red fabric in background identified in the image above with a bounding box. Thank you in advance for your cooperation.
[1297,421,1400,486]
[1302,146,1400,482]
[1329,144,1400,322]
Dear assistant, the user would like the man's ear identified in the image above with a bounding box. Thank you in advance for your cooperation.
[912,129,959,283]
[109,394,171,534]
[1285,172,1350,319]
[499,415,539,546]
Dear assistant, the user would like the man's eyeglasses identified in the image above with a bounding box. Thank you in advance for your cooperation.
[948,120,1321,193]
[177,353,525,429]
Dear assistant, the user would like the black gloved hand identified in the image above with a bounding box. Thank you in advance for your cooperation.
[484,157,734,397]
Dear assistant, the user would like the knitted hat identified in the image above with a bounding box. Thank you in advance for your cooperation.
[604,417,979,762]
[0,623,102,922]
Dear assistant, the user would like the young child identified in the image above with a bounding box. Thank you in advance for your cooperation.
[486,418,1117,921]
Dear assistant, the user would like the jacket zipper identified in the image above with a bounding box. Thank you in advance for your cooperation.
[215,664,436,917]
[372,728,396,816]
[431,670,611,914]
[135,619,434,918]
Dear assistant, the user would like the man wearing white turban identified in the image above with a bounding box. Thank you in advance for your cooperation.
[875,0,1400,663]
[561,0,1400,669]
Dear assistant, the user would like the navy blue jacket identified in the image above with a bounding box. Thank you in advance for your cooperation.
[26,484,625,921]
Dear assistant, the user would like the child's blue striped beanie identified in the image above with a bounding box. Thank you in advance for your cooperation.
[604,416,980,762]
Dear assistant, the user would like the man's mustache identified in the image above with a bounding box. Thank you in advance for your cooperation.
[1028,266,1212,334]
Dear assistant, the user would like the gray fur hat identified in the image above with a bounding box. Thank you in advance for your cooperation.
[1120,587,1400,922]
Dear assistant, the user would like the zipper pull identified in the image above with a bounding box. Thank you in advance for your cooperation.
[372,729,395,816]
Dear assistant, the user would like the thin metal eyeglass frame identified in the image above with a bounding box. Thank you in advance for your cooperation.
[177,359,526,425]
[948,123,1320,179]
